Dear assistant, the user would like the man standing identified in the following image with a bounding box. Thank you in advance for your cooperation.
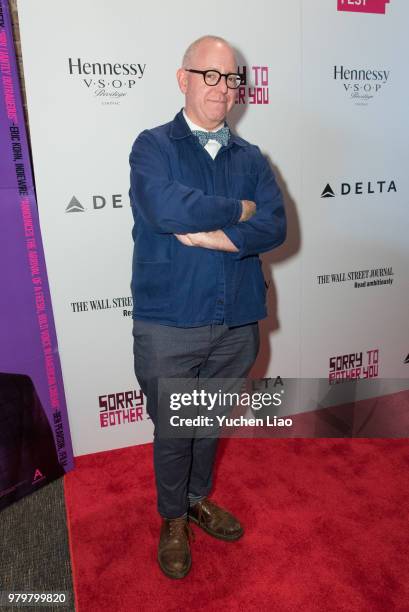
[129,35,286,579]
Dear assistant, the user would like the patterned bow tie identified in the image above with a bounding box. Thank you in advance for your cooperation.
[191,126,230,147]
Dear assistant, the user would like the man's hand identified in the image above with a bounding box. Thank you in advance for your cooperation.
[174,230,238,253]
[239,200,256,222]
[174,233,195,246]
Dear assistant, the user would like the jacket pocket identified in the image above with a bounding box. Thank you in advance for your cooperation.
[132,261,171,314]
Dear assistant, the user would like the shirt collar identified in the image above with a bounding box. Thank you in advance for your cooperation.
[182,109,224,133]
[170,108,248,148]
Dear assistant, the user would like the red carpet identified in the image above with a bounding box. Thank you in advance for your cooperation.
[64,436,409,611]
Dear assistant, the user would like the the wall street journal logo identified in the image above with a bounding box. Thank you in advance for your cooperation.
[333,65,390,105]
[65,193,125,213]
[70,295,133,318]
[68,57,146,105]
[321,179,397,198]
[317,266,394,289]
[337,0,391,14]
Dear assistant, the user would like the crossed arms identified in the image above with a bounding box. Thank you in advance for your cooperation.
[129,130,286,259]
[175,199,256,252]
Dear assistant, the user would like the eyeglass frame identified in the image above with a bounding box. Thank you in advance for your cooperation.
[184,68,243,89]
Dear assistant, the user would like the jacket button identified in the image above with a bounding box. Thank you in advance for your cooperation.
[216,299,224,305]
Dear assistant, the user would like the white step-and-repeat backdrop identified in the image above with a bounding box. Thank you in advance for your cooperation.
[17,0,409,454]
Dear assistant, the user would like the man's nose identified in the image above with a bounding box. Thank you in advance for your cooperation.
[216,75,229,93]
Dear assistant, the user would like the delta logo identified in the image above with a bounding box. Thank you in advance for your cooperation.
[321,179,397,198]
[337,0,391,15]
[65,193,125,213]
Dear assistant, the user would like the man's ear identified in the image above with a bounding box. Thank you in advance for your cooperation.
[176,68,188,94]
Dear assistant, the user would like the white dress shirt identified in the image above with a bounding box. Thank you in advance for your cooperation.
[183,109,224,160]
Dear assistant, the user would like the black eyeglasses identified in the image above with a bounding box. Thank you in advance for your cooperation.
[185,69,242,89]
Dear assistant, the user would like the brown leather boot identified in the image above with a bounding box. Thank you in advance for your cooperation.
[188,497,243,541]
[158,516,193,579]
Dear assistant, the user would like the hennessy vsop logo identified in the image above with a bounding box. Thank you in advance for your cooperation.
[337,0,391,14]
[333,65,390,104]
[68,57,146,105]
[68,58,146,77]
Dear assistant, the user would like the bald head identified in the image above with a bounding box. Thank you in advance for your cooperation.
[177,35,238,130]
[182,35,237,69]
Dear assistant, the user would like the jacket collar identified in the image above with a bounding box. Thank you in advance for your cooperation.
[169,108,248,148]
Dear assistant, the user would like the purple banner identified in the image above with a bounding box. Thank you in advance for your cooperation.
[0,0,74,511]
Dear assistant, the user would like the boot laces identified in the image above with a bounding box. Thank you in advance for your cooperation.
[196,498,230,527]
[169,517,195,541]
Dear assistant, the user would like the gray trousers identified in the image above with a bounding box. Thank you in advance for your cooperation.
[132,319,259,518]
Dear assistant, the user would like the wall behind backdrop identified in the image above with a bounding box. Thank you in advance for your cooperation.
[16,0,409,455]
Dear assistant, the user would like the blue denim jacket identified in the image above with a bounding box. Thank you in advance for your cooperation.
[129,109,286,327]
